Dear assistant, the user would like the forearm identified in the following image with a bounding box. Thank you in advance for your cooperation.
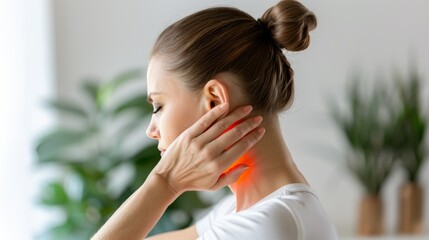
[91,173,178,240]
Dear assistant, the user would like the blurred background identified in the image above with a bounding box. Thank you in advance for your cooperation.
[1,0,429,239]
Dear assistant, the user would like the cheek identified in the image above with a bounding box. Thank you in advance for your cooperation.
[160,106,200,145]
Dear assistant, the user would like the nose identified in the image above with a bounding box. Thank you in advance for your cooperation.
[146,118,160,140]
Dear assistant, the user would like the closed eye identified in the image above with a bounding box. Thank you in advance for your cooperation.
[153,106,162,114]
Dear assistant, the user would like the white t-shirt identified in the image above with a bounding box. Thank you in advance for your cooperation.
[195,183,338,240]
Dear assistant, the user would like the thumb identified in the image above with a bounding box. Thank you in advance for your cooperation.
[210,164,250,190]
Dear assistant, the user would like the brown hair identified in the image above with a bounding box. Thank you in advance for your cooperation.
[151,0,317,116]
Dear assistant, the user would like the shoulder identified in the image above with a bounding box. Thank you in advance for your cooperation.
[197,184,338,240]
[199,198,300,240]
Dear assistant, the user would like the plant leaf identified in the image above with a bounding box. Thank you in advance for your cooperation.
[44,99,88,119]
[81,79,100,110]
[98,68,143,107]
[112,94,152,117]
[35,129,89,162]
[39,181,69,206]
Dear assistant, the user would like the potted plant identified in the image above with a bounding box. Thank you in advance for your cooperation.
[330,76,396,235]
[34,69,209,239]
[384,66,427,234]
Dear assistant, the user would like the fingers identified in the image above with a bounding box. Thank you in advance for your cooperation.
[209,164,250,190]
[196,105,254,144]
[218,126,265,170]
[208,114,263,154]
[186,103,229,138]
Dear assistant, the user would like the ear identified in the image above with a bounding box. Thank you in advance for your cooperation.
[202,79,229,111]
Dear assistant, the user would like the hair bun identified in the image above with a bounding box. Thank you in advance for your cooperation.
[261,0,317,51]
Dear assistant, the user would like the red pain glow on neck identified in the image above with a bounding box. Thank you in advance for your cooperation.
[217,118,256,183]
[223,151,256,188]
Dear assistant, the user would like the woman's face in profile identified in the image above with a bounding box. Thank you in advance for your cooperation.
[145,56,204,155]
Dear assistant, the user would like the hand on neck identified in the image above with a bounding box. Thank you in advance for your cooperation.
[223,115,308,212]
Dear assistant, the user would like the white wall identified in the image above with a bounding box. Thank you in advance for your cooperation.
[0,0,54,239]
[52,0,429,237]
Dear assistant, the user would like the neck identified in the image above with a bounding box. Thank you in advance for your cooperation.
[225,115,308,212]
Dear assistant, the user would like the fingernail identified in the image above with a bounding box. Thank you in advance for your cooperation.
[241,166,250,171]
[237,164,250,170]
[243,105,252,113]
[253,116,263,124]
[257,127,265,134]
[234,166,249,175]
[219,103,229,111]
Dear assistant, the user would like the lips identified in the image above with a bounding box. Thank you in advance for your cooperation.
[158,147,166,157]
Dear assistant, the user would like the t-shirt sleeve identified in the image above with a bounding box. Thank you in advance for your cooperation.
[196,199,300,240]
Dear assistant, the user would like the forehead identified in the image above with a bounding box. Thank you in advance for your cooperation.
[147,56,164,89]
[146,56,176,94]
[146,56,197,101]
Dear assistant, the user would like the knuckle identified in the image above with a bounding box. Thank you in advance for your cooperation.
[232,112,243,121]
[243,134,257,148]
[192,139,203,151]
[210,161,221,170]
[203,161,218,173]
[199,120,208,130]
[252,130,262,141]
[218,120,229,131]
[202,147,215,158]
[233,126,245,138]
[250,130,261,141]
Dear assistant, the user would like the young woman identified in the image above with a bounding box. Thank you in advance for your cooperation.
[93,0,337,239]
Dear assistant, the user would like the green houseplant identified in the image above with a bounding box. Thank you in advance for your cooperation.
[330,76,396,235]
[35,69,209,240]
[384,67,427,234]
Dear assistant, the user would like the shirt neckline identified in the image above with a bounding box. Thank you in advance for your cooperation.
[232,183,317,212]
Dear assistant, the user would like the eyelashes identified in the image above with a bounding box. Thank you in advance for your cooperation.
[153,106,162,114]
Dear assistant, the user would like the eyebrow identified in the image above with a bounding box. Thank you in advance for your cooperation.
[146,92,164,103]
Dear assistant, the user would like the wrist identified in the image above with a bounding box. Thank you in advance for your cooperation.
[146,173,180,204]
